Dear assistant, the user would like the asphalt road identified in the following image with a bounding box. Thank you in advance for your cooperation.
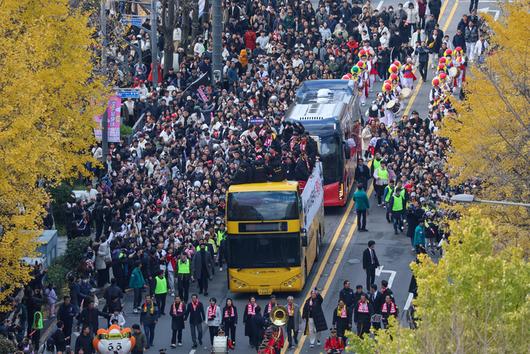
[83,1,484,352]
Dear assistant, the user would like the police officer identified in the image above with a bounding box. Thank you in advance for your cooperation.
[390,182,406,235]
[177,253,191,302]
[383,180,395,223]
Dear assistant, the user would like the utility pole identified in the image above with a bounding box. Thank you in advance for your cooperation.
[151,0,159,89]
[211,0,223,88]
[100,0,109,161]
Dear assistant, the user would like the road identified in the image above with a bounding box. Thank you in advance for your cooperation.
[85,1,483,353]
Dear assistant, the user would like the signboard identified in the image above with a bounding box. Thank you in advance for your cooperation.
[94,96,122,143]
[301,162,324,230]
[120,15,145,28]
[116,88,141,99]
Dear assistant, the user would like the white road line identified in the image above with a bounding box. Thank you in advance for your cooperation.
[376,0,384,11]
[403,292,414,311]
[376,265,397,287]
[189,350,196,354]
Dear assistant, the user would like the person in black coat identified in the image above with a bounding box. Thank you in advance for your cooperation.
[249,306,265,349]
[222,298,238,346]
[78,301,109,337]
[294,154,311,181]
[369,284,385,329]
[170,297,186,347]
[428,0,442,22]
[74,325,95,354]
[353,294,374,338]
[354,159,371,191]
[57,296,76,339]
[362,240,380,291]
[332,300,352,342]
[185,294,205,349]
[302,290,328,347]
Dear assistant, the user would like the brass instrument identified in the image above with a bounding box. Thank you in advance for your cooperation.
[270,305,288,327]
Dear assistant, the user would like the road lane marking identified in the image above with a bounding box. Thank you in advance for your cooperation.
[402,0,456,116]
[292,184,374,354]
[404,292,414,311]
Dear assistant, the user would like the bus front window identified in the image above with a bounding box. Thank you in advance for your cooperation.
[227,234,301,268]
[227,191,299,221]
[319,136,342,184]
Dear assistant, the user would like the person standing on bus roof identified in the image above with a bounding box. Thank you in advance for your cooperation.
[353,184,370,232]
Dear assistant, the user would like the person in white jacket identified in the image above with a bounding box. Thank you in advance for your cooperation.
[405,2,419,36]
[206,297,223,347]
[473,35,489,64]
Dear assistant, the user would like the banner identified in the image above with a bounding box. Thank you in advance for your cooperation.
[301,162,324,230]
[94,96,122,143]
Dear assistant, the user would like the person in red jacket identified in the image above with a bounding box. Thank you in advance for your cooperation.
[244,28,257,52]
[266,325,284,354]
[324,328,345,353]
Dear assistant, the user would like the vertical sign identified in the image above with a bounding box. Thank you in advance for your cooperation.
[94,96,122,142]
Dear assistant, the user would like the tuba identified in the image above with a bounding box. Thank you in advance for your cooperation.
[270,306,288,327]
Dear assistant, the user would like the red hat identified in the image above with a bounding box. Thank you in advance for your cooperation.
[432,78,440,86]
[455,46,463,52]
[393,60,402,68]
[383,83,392,92]
[438,57,447,64]
[390,73,398,81]
[444,48,453,57]
[388,64,398,74]
[359,49,367,57]
[342,74,350,80]
[439,72,447,80]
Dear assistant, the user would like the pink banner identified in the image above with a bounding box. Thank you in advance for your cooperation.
[94,96,122,142]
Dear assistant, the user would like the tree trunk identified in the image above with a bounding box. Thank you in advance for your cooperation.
[181,0,191,50]
[162,0,176,76]
[191,0,200,41]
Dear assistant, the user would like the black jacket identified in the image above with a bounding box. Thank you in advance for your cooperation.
[362,248,380,269]
[370,291,385,314]
[75,333,95,354]
[302,294,328,333]
[339,288,355,308]
[354,164,371,185]
[185,301,205,325]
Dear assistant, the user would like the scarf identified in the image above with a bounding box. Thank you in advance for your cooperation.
[224,306,235,318]
[191,300,199,311]
[143,302,155,315]
[337,305,347,318]
[382,302,396,314]
[358,301,369,313]
[172,302,184,315]
[267,302,274,314]
[288,304,294,316]
[247,303,256,316]
[208,304,217,319]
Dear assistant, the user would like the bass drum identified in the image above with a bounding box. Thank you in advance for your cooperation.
[448,67,460,78]
[386,99,401,113]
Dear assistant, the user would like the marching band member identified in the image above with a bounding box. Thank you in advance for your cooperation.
[429,77,443,105]
[357,61,369,106]
[452,46,466,89]
[438,72,452,92]
[401,58,416,90]
[367,48,379,92]
[382,82,396,127]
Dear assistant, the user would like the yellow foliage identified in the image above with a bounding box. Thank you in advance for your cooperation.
[0,0,107,310]
[440,1,530,251]
[347,211,530,354]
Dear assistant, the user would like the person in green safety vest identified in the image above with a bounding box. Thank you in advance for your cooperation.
[177,253,192,302]
[389,182,407,235]
[383,180,395,223]
[216,225,227,272]
[31,311,43,349]
[373,161,389,206]
[154,270,168,315]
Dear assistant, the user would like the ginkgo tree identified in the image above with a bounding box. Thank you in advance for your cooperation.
[0,0,106,309]
[441,1,530,251]
[346,210,529,354]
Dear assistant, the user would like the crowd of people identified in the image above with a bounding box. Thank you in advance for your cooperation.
[2,0,493,353]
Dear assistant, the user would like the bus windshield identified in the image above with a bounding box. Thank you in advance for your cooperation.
[319,135,342,184]
[227,191,299,221]
[227,233,301,268]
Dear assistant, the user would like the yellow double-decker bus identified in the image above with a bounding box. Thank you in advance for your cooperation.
[225,163,325,295]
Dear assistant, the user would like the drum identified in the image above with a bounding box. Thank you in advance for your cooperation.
[448,67,460,78]
[386,100,401,113]
[400,87,412,99]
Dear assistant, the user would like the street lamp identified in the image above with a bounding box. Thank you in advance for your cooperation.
[450,194,530,208]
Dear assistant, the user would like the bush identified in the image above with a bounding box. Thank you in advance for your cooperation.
[0,335,16,354]
[45,256,69,296]
[49,182,75,236]
[120,124,133,137]
[63,237,91,269]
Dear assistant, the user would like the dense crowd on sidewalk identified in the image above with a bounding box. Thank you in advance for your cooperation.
[3,0,492,353]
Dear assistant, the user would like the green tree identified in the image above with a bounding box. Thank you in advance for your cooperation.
[346,211,530,354]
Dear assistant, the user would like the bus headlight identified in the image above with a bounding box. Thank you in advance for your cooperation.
[281,274,303,288]
[338,183,344,199]
[231,277,248,289]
